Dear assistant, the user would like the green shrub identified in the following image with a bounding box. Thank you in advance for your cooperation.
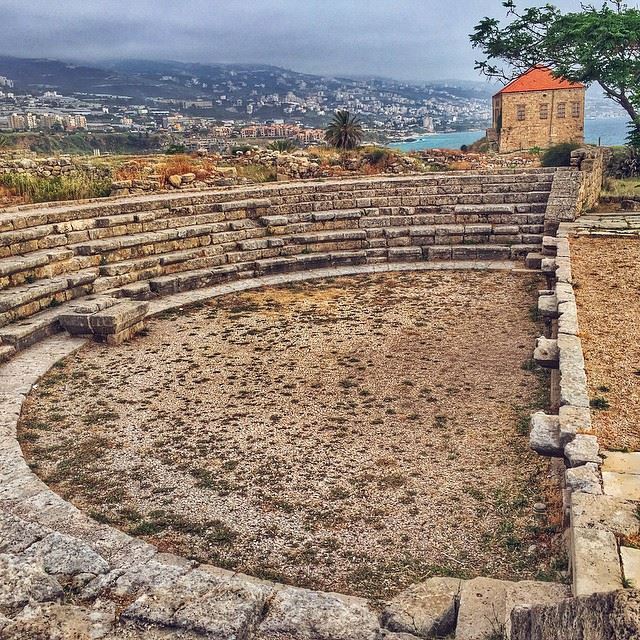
[362,146,395,167]
[165,143,186,155]
[540,143,581,167]
[267,139,298,152]
[0,173,112,203]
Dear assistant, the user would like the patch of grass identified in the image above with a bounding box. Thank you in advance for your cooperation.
[590,397,610,411]
[0,172,111,203]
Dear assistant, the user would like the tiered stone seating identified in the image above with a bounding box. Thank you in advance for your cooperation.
[0,169,556,361]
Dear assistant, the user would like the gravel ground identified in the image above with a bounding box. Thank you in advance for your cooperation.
[19,271,564,601]
[571,237,640,451]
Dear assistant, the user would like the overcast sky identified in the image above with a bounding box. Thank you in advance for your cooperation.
[0,0,615,82]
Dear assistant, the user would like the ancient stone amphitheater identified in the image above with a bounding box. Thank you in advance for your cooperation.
[1,149,637,639]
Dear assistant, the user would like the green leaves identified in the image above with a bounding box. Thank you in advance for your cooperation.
[324,110,364,151]
[471,0,640,139]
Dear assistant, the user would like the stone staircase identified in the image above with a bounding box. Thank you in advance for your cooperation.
[0,170,555,362]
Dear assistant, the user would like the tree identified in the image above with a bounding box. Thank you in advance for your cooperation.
[324,110,364,150]
[471,0,640,143]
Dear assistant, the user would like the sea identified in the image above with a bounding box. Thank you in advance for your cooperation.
[389,117,629,152]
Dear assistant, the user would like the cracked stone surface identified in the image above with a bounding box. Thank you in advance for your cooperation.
[0,554,63,615]
[383,577,462,638]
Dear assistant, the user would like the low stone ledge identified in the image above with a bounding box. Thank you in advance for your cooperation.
[557,334,589,410]
[59,300,148,345]
[510,588,640,640]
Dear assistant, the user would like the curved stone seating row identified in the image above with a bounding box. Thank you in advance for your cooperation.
[0,171,555,362]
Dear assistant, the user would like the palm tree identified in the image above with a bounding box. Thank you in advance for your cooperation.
[324,110,364,150]
[267,139,298,152]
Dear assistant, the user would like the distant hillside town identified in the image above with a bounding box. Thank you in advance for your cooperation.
[0,56,493,150]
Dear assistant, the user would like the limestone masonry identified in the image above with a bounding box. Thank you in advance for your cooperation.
[2,148,638,639]
[488,67,586,154]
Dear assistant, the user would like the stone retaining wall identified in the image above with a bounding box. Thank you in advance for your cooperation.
[544,148,606,234]
[0,156,111,180]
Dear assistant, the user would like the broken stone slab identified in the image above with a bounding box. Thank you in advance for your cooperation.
[383,576,463,638]
[257,586,381,640]
[504,581,571,639]
[571,493,640,537]
[0,553,63,614]
[64,295,120,315]
[565,463,602,495]
[534,337,559,369]
[530,412,563,456]
[602,451,640,475]
[59,300,148,342]
[538,293,558,319]
[86,301,149,336]
[565,435,602,467]
[456,578,508,640]
[22,532,110,583]
[602,471,640,501]
[571,527,623,596]
[559,405,592,446]
[622,547,640,590]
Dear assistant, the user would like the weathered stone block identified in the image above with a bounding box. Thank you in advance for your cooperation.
[571,527,622,596]
[383,577,462,638]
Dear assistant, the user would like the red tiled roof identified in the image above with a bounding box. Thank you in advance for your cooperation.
[496,66,584,95]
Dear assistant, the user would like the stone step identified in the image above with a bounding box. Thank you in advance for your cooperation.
[0,269,99,325]
[384,577,569,640]
[0,343,16,363]
[0,306,63,351]
[525,252,543,270]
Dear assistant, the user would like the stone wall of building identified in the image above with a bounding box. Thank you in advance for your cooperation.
[498,88,585,153]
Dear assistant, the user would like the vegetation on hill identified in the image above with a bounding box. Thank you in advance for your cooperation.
[0,132,171,155]
[471,0,640,146]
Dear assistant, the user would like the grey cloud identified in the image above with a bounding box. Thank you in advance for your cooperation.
[0,0,601,81]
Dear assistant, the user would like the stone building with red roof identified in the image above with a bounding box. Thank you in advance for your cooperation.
[487,66,585,153]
